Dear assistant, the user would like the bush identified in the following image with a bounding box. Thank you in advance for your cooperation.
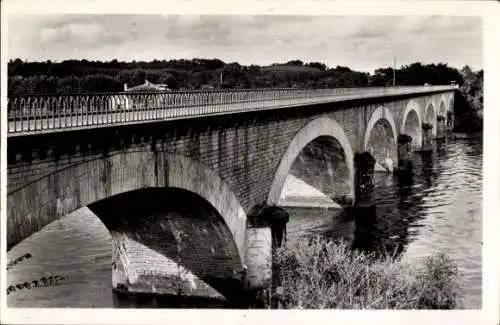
[271,237,462,309]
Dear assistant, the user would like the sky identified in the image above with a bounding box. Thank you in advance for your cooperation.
[7,14,482,73]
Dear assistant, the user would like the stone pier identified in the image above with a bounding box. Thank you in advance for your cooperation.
[421,123,434,152]
[244,204,290,291]
[397,134,413,174]
[354,152,376,208]
[436,115,447,139]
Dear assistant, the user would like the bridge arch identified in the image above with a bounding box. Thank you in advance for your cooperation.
[401,100,423,148]
[364,106,398,171]
[448,95,454,113]
[447,95,455,128]
[424,102,437,136]
[438,98,447,117]
[267,116,355,205]
[7,152,247,265]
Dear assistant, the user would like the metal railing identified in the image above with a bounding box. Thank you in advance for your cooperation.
[7,85,457,135]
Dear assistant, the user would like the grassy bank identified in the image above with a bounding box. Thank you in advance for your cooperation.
[269,237,462,309]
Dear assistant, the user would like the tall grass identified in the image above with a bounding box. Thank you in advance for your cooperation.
[271,236,462,309]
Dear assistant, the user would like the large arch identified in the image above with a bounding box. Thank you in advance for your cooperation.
[267,117,355,205]
[7,152,247,264]
[89,186,244,299]
[424,102,438,137]
[363,106,398,171]
[401,100,423,148]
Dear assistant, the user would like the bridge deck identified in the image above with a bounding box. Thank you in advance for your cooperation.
[7,85,457,136]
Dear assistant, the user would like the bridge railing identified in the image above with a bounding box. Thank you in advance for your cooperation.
[7,85,457,134]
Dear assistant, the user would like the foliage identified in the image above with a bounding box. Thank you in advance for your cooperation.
[453,65,483,131]
[370,62,463,87]
[459,66,483,116]
[8,58,464,95]
[271,237,462,309]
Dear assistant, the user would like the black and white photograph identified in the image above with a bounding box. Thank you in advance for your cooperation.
[1,1,498,324]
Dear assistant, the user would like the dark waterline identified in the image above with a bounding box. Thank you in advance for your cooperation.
[7,134,482,308]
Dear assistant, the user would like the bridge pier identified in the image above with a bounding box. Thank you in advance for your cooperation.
[447,111,454,131]
[397,134,413,174]
[420,123,434,152]
[436,115,446,139]
[244,205,290,293]
[354,152,376,208]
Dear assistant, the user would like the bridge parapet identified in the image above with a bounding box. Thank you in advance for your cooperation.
[7,85,457,135]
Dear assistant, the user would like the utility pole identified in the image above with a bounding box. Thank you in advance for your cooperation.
[393,57,396,87]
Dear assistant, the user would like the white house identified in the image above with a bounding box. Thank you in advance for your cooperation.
[109,80,170,111]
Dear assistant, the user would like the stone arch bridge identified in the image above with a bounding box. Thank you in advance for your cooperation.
[6,85,457,300]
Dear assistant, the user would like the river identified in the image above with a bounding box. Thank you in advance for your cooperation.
[6,133,482,309]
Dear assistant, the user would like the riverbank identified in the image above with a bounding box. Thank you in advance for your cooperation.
[268,237,462,309]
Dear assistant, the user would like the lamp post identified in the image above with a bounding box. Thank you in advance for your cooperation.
[393,57,396,87]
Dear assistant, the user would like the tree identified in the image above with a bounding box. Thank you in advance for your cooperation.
[306,62,327,71]
[286,60,304,66]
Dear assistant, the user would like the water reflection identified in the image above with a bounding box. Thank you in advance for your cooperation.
[112,292,240,309]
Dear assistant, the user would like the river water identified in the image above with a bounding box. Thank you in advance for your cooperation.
[6,133,482,309]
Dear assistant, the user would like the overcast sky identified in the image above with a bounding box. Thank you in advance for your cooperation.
[8,14,482,73]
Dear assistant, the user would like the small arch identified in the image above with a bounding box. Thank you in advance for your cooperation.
[401,100,423,146]
[424,102,437,136]
[363,106,398,171]
[267,117,354,205]
[364,106,398,152]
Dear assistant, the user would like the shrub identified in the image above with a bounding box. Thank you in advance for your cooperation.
[271,237,462,309]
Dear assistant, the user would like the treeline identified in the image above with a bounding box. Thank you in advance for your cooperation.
[8,58,468,95]
[8,58,483,130]
[454,65,483,132]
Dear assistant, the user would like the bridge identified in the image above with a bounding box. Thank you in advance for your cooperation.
[6,85,457,301]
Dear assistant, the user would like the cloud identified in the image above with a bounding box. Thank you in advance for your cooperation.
[40,22,105,43]
[7,14,482,72]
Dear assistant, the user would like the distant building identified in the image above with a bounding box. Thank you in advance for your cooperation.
[110,80,170,110]
[200,84,215,90]
[124,80,170,92]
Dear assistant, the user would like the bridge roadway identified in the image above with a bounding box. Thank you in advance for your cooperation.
[7,85,457,136]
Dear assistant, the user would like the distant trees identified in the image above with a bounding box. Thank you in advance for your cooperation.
[6,59,479,98]
[305,62,327,71]
[451,65,483,132]
[286,60,304,66]
[459,65,483,115]
[369,63,463,87]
